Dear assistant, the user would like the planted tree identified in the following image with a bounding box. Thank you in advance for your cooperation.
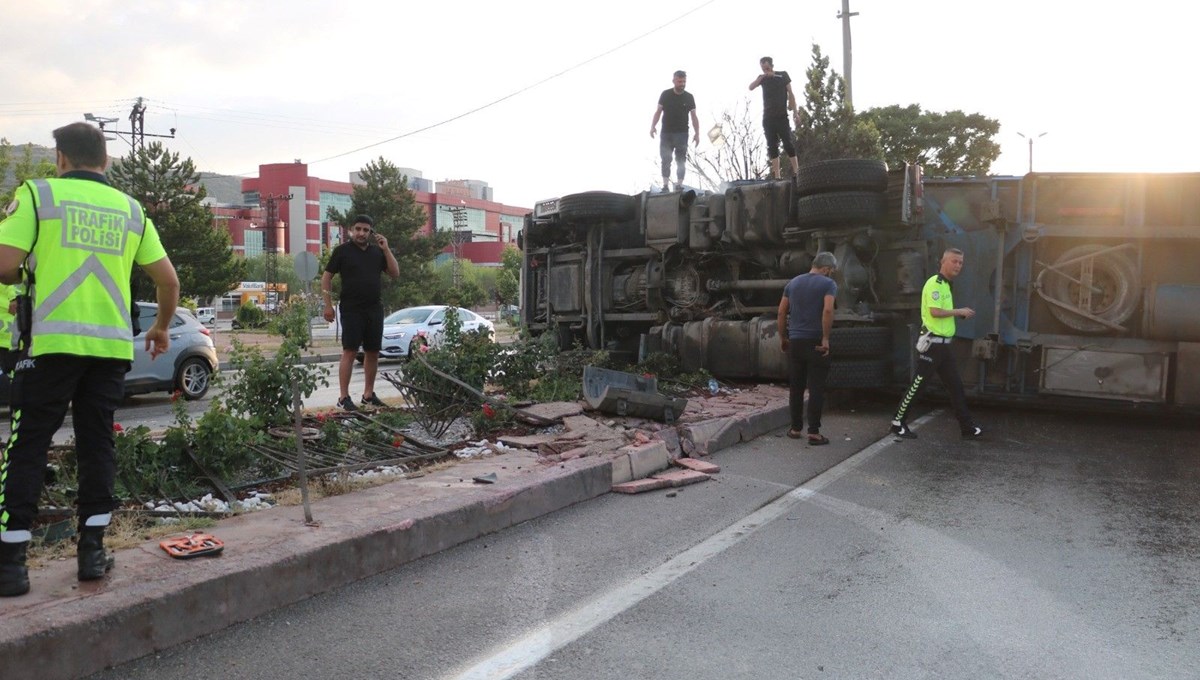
[327,157,448,310]
[496,244,521,307]
[109,142,244,302]
[792,43,882,167]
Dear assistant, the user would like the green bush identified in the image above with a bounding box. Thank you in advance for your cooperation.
[234,302,266,329]
[220,338,329,428]
[403,308,499,425]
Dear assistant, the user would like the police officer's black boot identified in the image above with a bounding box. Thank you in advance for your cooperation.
[77,528,115,581]
[0,540,31,597]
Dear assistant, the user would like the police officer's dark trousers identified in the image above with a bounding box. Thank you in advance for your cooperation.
[788,338,832,434]
[1,354,127,534]
[893,341,975,432]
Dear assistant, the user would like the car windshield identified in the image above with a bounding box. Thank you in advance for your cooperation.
[385,308,435,325]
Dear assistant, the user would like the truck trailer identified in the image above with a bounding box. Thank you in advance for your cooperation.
[518,160,1200,414]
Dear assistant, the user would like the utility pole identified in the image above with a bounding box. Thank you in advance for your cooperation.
[1016,132,1048,173]
[262,193,292,312]
[838,0,859,110]
[450,206,468,288]
[84,97,175,152]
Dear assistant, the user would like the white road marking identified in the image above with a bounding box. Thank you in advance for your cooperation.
[445,412,940,680]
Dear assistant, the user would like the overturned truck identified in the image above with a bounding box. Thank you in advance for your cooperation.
[519,160,1200,415]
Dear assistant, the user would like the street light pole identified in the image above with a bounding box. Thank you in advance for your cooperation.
[1016,131,1048,173]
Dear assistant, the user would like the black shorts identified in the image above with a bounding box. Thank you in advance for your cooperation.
[340,304,384,352]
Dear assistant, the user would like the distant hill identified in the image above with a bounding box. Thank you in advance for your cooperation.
[197,172,246,206]
[1,140,245,206]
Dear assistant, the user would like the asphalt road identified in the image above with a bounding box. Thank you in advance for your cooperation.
[86,399,1200,680]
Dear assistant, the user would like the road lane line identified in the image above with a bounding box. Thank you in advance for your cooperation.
[446,412,940,680]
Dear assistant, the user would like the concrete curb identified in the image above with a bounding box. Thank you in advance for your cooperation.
[680,403,790,457]
[0,453,611,680]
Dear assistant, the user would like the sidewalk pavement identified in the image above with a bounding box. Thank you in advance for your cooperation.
[0,385,792,680]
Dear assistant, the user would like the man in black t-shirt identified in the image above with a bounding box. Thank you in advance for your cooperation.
[749,56,799,180]
[650,70,700,192]
[321,215,400,411]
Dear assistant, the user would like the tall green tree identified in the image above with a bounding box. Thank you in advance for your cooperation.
[109,142,244,302]
[792,43,882,166]
[862,104,1000,176]
[1,141,56,204]
[327,157,447,310]
[497,244,521,306]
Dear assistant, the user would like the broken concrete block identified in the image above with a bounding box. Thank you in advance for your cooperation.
[650,469,711,487]
[612,477,673,494]
[672,458,720,474]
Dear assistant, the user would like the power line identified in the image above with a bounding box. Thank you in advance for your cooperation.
[307,0,720,165]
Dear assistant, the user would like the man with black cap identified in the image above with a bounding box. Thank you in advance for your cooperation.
[777,252,837,445]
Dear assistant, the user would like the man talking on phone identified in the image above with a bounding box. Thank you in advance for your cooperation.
[322,215,400,411]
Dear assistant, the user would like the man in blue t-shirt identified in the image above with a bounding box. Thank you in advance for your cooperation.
[777,252,837,444]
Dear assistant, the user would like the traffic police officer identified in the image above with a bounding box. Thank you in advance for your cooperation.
[890,247,983,440]
[0,122,179,597]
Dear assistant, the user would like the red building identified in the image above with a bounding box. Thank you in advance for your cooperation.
[211,162,528,264]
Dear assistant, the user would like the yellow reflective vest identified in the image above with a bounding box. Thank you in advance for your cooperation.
[0,177,167,360]
[920,274,956,338]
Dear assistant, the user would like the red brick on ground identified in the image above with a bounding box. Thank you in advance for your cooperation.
[651,469,711,487]
[612,477,674,494]
[672,457,720,474]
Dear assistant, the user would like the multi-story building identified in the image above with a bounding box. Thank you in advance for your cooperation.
[206,162,528,265]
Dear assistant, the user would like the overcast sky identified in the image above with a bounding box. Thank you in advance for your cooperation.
[3,0,1196,210]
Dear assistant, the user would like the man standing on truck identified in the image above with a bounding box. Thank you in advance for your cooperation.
[890,248,983,440]
[778,252,837,445]
[749,56,799,181]
[650,70,700,192]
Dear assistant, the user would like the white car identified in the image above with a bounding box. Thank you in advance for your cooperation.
[195,307,216,326]
[371,305,495,361]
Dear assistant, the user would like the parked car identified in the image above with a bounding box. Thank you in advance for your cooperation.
[195,307,216,327]
[125,302,219,400]
[0,302,219,407]
[359,305,495,362]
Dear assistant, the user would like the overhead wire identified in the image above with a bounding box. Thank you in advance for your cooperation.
[306,0,720,165]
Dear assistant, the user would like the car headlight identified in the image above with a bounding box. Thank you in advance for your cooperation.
[384,331,407,340]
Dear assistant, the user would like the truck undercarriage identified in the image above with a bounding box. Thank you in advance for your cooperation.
[519,161,1200,415]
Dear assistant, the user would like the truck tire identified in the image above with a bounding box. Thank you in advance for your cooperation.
[827,359,888,389]
[558,191,636,222]
[830,326,891,358]
[795,159,888,197]
[1044,244,1141,333]
[796,191,887,228]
